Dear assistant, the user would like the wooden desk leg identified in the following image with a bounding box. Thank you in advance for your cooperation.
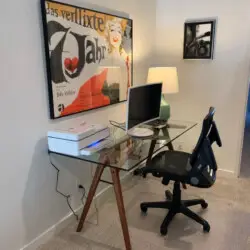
[110,168,132,250]
[134,129,160,176]
[162,127,174,151]
[77,164,105,232]
[145,128,160,166]
[167,142,174,151]
[145,139,157,166]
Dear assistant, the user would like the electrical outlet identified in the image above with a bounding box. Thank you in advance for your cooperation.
[76,179,82,192]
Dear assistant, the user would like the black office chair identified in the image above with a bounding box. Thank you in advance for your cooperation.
[140,107,222,235]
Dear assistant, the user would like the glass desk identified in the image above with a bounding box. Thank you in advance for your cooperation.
[49,120,197,250]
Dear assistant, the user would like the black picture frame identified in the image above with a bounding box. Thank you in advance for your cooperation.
[40,0,133,119]
[183,20,215,59]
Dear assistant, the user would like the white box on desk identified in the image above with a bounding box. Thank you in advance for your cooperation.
[48,123,110,156]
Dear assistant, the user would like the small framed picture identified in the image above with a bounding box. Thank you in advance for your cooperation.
[183,20,216,59]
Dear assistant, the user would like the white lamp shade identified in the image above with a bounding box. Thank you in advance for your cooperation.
[147,67,179,94]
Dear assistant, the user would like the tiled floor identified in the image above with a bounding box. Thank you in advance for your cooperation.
[38,170,250,250]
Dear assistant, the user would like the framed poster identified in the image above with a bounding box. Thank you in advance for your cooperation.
[41,0,133,119]
[183,20,215,59]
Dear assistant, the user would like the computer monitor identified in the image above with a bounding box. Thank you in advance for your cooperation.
[126,83,162,134]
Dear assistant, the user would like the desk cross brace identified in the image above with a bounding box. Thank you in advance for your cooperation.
[100,179,114,185]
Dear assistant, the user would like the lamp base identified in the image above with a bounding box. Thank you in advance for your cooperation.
[160,95,170,121]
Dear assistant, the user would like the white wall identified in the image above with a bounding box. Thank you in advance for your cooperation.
[155,0,250,173]
[1,0,156,249]
[3,0,249,248]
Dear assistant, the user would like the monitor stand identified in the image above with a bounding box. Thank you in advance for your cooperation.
[128,127,154,137]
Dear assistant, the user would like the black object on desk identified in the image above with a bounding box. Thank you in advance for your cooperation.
[133,121,188,176]
[49,120,197,250]
[140,107,222,236]
[126,83,162,131]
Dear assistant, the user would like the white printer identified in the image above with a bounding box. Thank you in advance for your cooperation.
[48,122,110,156]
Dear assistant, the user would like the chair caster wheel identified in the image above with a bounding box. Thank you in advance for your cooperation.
[201,202,208,209]
[160,227,167,236]
[133,169,142,176]
[140,204,148,213]
[203,222,210,233]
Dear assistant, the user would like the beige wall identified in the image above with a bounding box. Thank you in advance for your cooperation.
[1,0,156,249]
[155,0,250,173]
[3,0,250,249]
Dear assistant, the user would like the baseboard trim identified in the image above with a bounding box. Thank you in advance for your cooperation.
[20,208,79,250]
[217,168,236,177]
[20,171,134,250]
[218,168,234,173]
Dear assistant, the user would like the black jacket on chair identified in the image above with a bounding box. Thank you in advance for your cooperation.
[140,107,222,235]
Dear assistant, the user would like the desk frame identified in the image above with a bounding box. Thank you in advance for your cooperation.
[76,127,174,250]
[77,159,132,249]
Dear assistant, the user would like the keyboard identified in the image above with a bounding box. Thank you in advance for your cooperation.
[145,119,168,127]
[146,119,187,129]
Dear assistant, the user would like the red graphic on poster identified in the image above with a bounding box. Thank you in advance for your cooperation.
[64,57,79,73]
[61,69,110,116]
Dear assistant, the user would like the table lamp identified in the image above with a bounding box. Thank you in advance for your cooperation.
[147,67,179,120]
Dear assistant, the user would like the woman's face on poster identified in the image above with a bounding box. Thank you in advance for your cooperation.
[109,22,122,49]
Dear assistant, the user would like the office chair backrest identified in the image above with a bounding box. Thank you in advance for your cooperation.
[188,107,222,188]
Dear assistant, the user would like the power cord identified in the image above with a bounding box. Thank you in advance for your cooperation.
[49,155,101,225]
[49,156,79,221]
[109,120,126,131]
[79,184,86,205]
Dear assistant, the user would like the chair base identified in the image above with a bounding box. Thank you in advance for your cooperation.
[140,182,210,235]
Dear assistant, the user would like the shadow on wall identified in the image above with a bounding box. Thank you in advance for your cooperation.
[21,138,112,247]
[22,138,69,246]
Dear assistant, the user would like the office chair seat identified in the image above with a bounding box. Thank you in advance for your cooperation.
[143,150,215,188]
[143,151,191,183]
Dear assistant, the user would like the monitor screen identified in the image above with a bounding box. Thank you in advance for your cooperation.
[126,83,162,130]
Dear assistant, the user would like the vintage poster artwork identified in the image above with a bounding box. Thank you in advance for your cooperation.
[41,0,133,119]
